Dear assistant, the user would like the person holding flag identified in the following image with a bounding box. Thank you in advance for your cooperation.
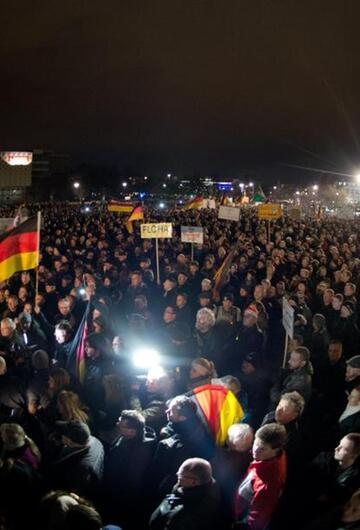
[126,204,144,233]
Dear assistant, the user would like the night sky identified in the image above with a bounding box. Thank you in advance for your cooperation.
[2,0,360,178]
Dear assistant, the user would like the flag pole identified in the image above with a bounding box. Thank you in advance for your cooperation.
[155,238,161,285]
[191,242,194,261]
[35,211,41,299]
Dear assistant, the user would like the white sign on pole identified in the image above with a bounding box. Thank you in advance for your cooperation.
[140,223,172,239]
[218,206,240,222]
[181,226,204,244]
[282,297,294,339]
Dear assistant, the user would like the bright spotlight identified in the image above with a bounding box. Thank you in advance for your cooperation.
[73,181,80,189]
[122,181,128,188]
[84,206,90,212]
[159,202,165,209]
[355,174,360,185]
[133,348,160,369]
[313,184,319,191]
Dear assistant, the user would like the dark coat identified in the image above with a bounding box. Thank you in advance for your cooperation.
[270,366,312,406]
[150,481,220,530]
[47,435,104,500]
[151,418,215,497]
[103,427,157,519]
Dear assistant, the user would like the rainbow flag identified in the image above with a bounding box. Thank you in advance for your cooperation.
[190,384,244,445]
[184,196,204,210]
[126,205,144,233]
[108,200,134,213]
[0,216,40,284]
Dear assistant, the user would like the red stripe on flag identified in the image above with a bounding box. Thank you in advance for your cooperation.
[0,231,38,263]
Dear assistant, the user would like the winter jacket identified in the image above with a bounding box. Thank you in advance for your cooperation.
[270,366,312,406]
[150,481,221,530]
[235,451,287,530]
[47,435,104,500]
[152,417,215,497]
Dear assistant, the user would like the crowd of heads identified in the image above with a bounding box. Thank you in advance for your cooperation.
[0,202,359,529]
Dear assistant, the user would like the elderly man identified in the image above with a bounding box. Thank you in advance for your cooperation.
[150,458,220,530]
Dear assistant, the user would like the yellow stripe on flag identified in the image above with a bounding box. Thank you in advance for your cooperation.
[217,390,244,445]
[0,251,39,284]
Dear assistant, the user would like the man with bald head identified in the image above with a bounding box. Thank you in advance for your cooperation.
[150,458,220,530]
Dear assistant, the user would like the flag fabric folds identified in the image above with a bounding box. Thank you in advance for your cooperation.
[184,196,204,210]
[0,216,40,284]
[126,205,144,233]
[190,384,244,445]
[108,200,134,213]
[213,247,236,296]
[67,301,90,383]
[251,186,266,203]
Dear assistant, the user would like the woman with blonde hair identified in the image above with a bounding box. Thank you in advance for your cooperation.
[56,390,89,424]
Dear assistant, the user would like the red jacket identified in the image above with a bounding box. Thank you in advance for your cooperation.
[235,451,287,530]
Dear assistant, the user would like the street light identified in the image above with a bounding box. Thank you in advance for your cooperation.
[122,181,128,188]
[313,184,319,191]
[73,181,80,189]
[355,174,360,185]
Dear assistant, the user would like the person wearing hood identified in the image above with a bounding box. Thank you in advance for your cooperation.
[150,458,220,530]
[103,409,157,528]
[151,395,215,499]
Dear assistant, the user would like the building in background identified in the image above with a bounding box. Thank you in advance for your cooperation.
[0,151,33,203]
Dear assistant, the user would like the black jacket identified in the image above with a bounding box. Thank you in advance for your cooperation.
[150,481,220,530]
[47,435,104,500]
[152,418,215,498]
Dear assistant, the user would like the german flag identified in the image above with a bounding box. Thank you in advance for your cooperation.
[184,196,204,210]
[0,216,40,284]
[108,199,134,213]
[213,247,236,297]
[189,384,244,445]
[126,205,144,233]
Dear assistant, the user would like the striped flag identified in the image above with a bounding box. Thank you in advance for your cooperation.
[68,301,90,383]
[213,247,236,296]
[184,196,204,210]
[0,216,40,284]
[189,384,244,445]
[126,205,144,233]
[108,199,134,213]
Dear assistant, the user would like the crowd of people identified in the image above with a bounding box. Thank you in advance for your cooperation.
[0,201,360,530]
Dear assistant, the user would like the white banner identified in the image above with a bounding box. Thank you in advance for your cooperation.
[181,226,204,244]
[141,222,172,239]
[218,205,240,221]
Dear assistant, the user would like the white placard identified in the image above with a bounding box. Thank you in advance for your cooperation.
[140,222,172,239]
[218,205,240,221]
[181,226,204,244]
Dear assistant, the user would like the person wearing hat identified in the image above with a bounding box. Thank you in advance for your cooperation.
[46,420,104,500]
[214,293,241,350]
[150,457,220,530]
[188,358,218,390]
[333,300,360,359]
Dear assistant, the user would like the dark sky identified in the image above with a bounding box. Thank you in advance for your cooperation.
[2,0,360,178]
